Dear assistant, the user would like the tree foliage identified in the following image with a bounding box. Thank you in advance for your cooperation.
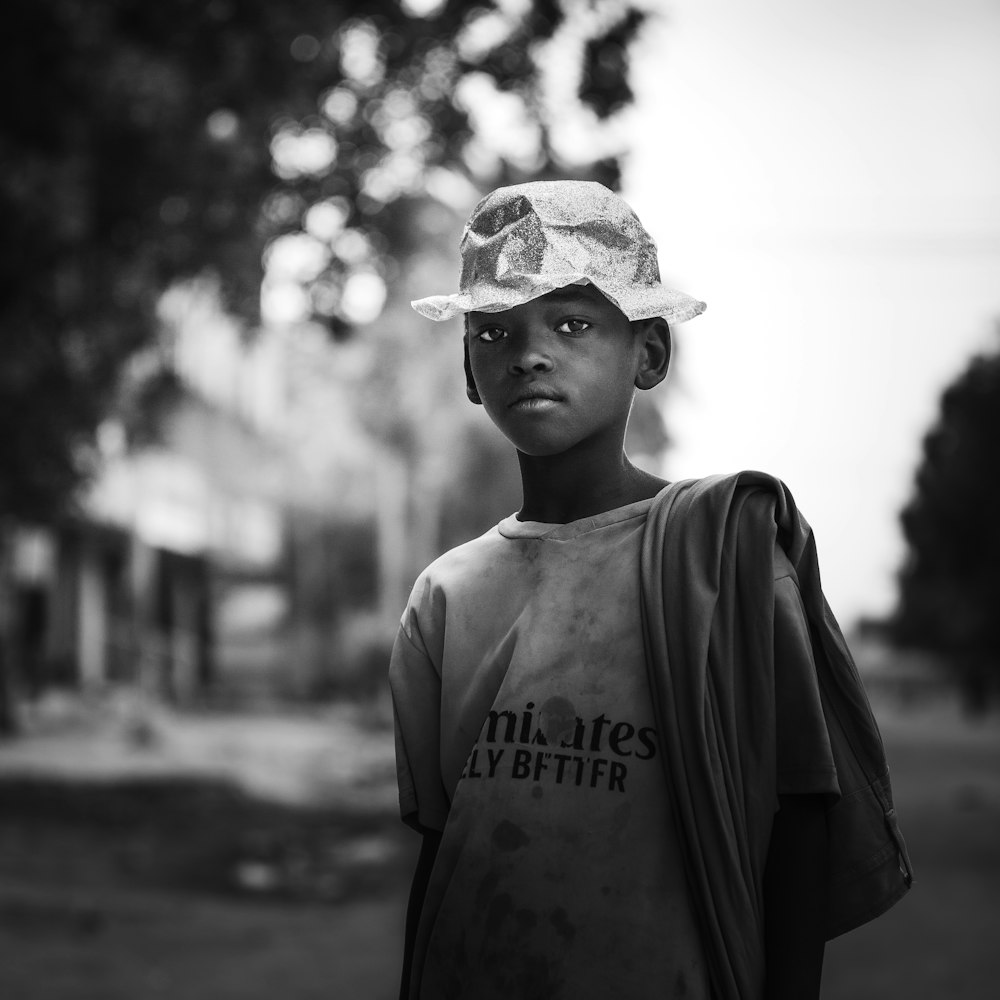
[1,0,648,520]
[892,334,1000,674]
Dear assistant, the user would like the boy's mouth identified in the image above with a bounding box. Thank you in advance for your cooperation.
[508,386,564,409]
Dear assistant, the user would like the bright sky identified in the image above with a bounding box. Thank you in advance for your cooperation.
[625,0,1000,626]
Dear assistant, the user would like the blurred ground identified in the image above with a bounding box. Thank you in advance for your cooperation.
[823,698,1000,1000]
[0,694,414,1000]
[0,691,998,999]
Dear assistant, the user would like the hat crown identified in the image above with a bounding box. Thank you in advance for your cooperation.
[458,181,661,294]
[410,179,705,326]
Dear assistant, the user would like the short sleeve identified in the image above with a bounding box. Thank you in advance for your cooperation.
[773,552,840,798]
[388,622,451,831]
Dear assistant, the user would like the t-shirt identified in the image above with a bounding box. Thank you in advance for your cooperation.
[391,498,709,1000]
[389,496,837,999]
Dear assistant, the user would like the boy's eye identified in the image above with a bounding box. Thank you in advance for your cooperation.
[476,326,507,343]
[555,318,591,335]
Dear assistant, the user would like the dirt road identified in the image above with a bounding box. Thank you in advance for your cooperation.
[1,697,998,999]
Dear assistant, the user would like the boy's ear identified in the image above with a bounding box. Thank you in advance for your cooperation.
[633,317,671,391]
[462,336,483,405]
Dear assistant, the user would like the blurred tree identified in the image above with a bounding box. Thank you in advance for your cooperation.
[891,331,1000,714]
[1,0,654,727]
[1,0,648,520]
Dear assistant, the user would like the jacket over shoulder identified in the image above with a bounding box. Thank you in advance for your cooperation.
[639,471,913,1000]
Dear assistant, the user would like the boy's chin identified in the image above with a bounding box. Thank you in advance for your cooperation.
[497,421,601,459]
[507,436,577,459]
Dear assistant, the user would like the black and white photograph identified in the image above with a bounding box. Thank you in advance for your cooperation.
[1,1,997,998]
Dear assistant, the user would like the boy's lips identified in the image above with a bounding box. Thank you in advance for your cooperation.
[508,386,564,409]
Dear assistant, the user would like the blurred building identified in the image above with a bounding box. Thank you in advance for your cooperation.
[8,279,372,705]
[5,191,487,708]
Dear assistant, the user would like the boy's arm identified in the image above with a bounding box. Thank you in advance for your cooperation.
[399,827,442,1000]
[763,793,828,1000]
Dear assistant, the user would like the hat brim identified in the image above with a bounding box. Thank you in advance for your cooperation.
[411,277,706,325]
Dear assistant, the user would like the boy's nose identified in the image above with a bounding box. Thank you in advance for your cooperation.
[508,332,554,375]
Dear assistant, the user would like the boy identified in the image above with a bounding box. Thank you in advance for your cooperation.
[390,181,911,1000]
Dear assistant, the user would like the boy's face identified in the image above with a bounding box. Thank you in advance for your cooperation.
[466,285,656,458]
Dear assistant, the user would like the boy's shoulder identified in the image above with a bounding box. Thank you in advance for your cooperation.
[403,521,521,627]
[415,520,510,589]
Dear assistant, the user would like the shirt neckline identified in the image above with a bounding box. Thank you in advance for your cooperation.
[497,495,657,540]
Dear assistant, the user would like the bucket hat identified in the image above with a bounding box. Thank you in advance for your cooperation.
[411,180,705,325]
